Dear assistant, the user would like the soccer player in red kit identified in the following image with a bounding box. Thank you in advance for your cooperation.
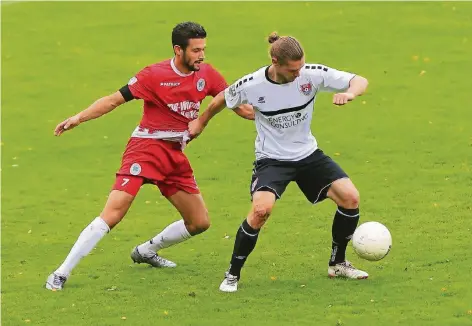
[46,22,254,291]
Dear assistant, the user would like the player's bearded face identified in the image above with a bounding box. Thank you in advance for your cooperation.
[276,59,305,83]
[182,38,206,71]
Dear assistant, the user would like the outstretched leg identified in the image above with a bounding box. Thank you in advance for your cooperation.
[46,188,136,291]
[133,190,210,267]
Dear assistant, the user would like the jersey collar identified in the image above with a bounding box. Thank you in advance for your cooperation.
[170,57,194,77]
[265,66,283,85]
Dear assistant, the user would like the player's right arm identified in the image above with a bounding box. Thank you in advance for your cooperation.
[54,91,126,136]
[187,91,226,139]
[54,66,155,136]
[232,104,255,121]
[188,78,249,139]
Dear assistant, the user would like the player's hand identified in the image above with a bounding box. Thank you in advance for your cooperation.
[54,115,81,136]
[333,92,355,106]
[188,118,206,139]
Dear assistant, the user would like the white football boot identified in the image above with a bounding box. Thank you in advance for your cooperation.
[328,261,368,279]
[130,247,176,268]
[45,273,67,291]
[219,272,239,292]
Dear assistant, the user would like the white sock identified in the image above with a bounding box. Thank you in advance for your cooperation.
[137,219,191,257]
[55,217,110,277]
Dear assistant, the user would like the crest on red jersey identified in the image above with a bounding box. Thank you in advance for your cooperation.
[197,78,205,92]
[130,163,141,176]
[299,82,312,96]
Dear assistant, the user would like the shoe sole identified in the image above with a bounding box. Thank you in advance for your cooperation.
[132,261,177,268]
[328,273,368,279]
[45,282,62,291]
[131,255,176,268]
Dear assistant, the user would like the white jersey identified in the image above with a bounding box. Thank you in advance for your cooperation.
[224,64,355,161]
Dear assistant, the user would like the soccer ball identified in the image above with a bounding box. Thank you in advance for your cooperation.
[352,222,392,261]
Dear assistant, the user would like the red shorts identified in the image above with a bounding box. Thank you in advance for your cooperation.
[112,138,199,198]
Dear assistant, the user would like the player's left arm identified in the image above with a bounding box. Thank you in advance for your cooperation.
[311,66,368,106]
[332,75,369,106]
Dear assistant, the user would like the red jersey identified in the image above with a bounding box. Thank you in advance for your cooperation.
[127,58,227,141]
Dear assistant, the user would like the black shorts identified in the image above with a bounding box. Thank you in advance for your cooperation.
[250,149,348,204]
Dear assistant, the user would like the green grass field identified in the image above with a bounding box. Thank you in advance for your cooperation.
[2,1,472,325]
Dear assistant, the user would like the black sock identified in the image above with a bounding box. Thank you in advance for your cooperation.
[228,219,260,279]
[329,207,360,266]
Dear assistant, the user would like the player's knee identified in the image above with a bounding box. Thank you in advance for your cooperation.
[340,190,360,209]
[194,219,211,234]
[186,211,210,235]
[100,210,125,229]
[251,204,272,227]
[187,221,210,235]
[101,191,134,229]
[255,203,273,217]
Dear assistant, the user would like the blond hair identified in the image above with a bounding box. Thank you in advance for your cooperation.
[268,32,304,64]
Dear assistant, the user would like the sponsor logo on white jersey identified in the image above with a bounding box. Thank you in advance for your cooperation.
[267,112,309,129]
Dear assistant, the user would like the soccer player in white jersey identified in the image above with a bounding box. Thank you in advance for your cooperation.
[188,32,369,292]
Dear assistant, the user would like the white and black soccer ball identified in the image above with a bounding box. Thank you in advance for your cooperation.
[352,222,392,261]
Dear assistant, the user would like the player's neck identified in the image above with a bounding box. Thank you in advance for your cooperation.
[172,57,193,76]
[267,65,286,84]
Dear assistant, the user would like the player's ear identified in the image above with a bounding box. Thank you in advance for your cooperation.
[173,45,183,56]
[271,57,278,66]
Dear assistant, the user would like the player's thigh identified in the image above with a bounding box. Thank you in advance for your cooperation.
[158,148,200,200]
[327,178,360,209]
[250,158,295,200]
[295,149,349,204]
[166,190,209,235]
[102,175,143,228]
[247,190,277,229]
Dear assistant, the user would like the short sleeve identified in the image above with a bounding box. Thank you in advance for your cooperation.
[207,66,228,97]
[306,64,355,92]
[127,66,156,101]
[224,81,248,109]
